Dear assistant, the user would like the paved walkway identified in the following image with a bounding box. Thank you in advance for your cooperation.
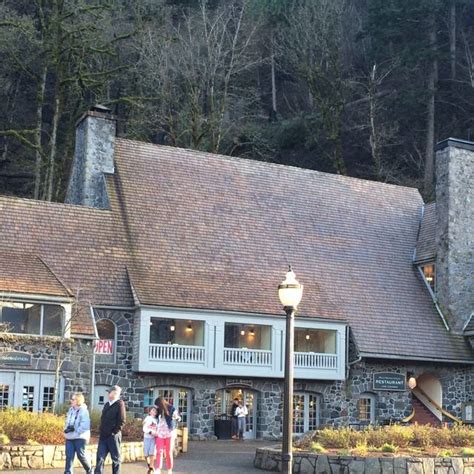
[9,440,268,474]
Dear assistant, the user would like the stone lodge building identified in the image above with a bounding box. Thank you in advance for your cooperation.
[0,106,472,439]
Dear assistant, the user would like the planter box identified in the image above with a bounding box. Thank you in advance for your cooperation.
[254,447,474,474]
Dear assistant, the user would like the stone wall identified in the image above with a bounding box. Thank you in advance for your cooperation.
[94,308,146,415]
[0,429,188,470]
[0,336,93,405]
[254,447,474,474]
[92,310,473,439]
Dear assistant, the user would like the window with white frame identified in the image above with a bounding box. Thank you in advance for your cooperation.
[224,323,271,350]
[294,328,336,353]
[145,387,190,427]
[0,302,64,337]
[293,392,320,434]
[0,385,9,409]
[358,393,376,424]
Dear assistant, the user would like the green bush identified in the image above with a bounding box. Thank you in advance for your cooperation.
[310,442,327,453]
[381,443,398,453]
[460,447,474,456]
[0,408,64,444]
[0,433,10,445]
[437,449,454,458]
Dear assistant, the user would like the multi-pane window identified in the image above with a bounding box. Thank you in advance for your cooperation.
[0,385,9,409]
[149,387,190,427]
[0,302,64,336]
[149,319,204,347]
[22,386,35,411]
[42,387,55,412]
[421,264,436,292]
[293,393,320,434]
[358,393,376,424]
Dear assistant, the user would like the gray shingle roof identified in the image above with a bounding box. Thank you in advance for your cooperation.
[414,203,437,264]
[113,139,472,362]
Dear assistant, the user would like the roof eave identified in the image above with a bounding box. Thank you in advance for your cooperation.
[359,351,474,365]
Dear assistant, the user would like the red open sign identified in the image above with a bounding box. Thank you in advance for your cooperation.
[94,339,114,354]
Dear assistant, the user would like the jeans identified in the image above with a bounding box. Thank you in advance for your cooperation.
[94,433,122,474]
[237,416,246,439]
[231,416,238,437]
[64,439,92,474]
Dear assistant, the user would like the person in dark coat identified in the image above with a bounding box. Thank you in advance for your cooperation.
[94,385,126,474]
[230,397,240,439]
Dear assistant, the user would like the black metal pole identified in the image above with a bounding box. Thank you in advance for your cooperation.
[282,306,295,474]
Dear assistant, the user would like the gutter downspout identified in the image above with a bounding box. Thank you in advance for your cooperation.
[89,306,99,409]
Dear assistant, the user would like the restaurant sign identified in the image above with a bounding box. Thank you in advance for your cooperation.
[373,372,406,391]
[0,350,32,367]
[94,339,114,355]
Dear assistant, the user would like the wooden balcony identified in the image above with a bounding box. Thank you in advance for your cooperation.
[223,347,272,367]
[294,352,338,369]
[149,343,206,364]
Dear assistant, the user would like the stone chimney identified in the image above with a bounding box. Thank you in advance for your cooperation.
[65,105,116,208]
[435,138,474,334]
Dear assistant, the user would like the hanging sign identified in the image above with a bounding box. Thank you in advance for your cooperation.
[373,372,406,391]
[94,339,114,355]
[0,350,32,366]
[226,378,253,388]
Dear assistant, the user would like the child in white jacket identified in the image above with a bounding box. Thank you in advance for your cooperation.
[143,407,158,474]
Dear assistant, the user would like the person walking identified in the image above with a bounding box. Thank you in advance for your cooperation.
[235,400,248,440]
[154,397,180,474]
[94,385,126,474]
[64,393,92,474]
[143,406,158,474]
[230,397,239,440]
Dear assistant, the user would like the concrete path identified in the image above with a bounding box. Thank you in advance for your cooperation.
[9,440,268,473]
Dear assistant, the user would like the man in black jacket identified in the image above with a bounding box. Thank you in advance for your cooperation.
[94,385,126,474]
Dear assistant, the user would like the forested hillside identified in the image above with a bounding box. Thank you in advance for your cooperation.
[1,0,474,201]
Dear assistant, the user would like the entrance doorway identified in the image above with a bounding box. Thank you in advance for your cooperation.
[216,388,257,439]
[0,371,59,412]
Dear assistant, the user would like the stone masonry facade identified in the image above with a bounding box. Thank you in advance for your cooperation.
[92,309,474,439]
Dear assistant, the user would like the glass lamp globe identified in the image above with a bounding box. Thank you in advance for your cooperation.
[278,268,303,308]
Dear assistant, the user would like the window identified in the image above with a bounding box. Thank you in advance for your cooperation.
[421,264,436,292]
[22,386,35,411]
[224,323,271,350]
[149,318,204,347]
[293,393,320,434]
[42,387,55,412]
[95,319,116,362]
[294,329,336,353]
[0,385,9,409]
[0,302,64,336]
[359,393,376,424]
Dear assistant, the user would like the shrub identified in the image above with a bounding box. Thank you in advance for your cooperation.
[381,443,398,453]
[449,425,474,447]
[412,424,435,448]
[460,447,474,456]
[437,449,454,458]
[351,442,369,457]
[0,408,64,444]
[310,442,327,454]
[121,416,144,440]
[316,427,365,448]
[0,433,10,445]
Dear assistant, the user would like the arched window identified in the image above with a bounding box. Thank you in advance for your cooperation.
[358,393,376,425]
[95,319,116,363]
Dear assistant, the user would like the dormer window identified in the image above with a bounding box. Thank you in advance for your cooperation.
[421,264,436,292]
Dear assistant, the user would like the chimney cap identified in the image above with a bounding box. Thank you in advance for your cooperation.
[90,104,112,114]
[436,137,474,152]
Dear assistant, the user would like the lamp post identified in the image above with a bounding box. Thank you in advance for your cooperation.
[278,267,303,474]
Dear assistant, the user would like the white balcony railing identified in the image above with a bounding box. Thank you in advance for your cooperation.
[294,352,338,369]
[223,347,272,366]
[149,343,206,363]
